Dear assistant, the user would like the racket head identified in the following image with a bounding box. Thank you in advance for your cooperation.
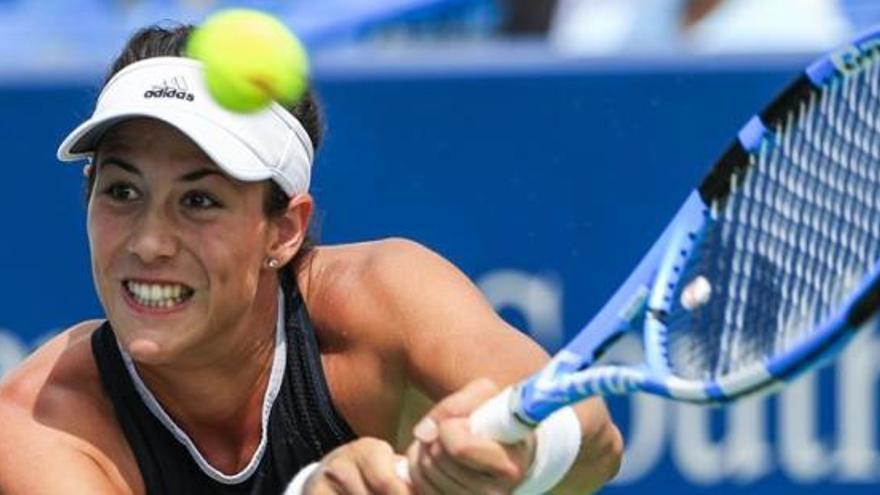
[512,26,880,425]
[641,25,880,403]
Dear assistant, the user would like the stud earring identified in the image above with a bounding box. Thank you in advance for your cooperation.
[267,258,280,269]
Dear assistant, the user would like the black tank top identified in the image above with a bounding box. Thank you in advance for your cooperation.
[91,287,357,494]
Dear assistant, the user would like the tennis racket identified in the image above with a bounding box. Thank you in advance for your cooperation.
[460,26,880,448]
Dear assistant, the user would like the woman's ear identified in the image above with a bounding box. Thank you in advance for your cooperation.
[266,192,314,268]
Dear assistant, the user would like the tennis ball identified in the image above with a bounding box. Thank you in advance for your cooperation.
[187,9,309,113]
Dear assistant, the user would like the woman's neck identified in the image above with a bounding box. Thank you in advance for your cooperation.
[127,285,283,473]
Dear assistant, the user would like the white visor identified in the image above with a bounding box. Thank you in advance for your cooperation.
[57,57,313,196]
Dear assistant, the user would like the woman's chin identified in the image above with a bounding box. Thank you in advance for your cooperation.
[126,338,165,363]
[114,323,185,364]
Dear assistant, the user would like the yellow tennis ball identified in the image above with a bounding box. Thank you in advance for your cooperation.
[187,9,309,112]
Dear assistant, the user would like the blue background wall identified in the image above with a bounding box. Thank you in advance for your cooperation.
[1,53,877,493]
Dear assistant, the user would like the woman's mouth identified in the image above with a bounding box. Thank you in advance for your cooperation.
[122,280,195,309]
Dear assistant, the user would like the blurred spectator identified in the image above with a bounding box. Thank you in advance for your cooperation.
[550,0,679,54]
[550,0,854,55]
[499,0,558,35]
[5,0,870,80]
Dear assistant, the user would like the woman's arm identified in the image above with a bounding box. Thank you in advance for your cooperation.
[0,403,129,494]
[355,238,624,494]
[0,321,137,494]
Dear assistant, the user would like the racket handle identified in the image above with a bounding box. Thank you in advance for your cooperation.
[469,386,534,443]
[396,386,535,483]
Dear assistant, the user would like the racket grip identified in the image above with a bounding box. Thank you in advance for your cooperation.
[468,386,534,443]
[395,386,535,483]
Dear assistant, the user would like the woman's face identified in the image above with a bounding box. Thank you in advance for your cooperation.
[88,118,280,364]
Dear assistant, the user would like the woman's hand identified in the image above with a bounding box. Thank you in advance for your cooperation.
[405,379,535,495]
[304,438,414,495]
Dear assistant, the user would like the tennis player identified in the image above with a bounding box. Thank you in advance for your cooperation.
[0,24,622,495]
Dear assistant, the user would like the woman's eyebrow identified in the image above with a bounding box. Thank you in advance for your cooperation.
[97,157,141,176]
[97,157,224,183]
[178,169,226,183]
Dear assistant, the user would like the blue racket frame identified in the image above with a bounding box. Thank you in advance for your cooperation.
[509,25,880,426]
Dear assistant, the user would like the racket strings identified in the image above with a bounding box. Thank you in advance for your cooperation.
[666,56,880,380]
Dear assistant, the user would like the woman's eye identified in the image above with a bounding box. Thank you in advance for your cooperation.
[182,191,221,209]
[102,183,140,202]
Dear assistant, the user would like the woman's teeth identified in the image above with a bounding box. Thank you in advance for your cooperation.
[124,280,193,308]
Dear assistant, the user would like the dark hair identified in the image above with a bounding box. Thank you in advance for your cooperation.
[85,23,322,288]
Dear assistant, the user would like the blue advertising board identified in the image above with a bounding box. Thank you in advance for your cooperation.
[0,50,877,493]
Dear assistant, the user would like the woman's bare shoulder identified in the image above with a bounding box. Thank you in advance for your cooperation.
[303,238,548,398]
[294,239,439,438]
[297,238,445,347]
[0,319,104,412]
[0,319,135,458]
[0,319,140,493]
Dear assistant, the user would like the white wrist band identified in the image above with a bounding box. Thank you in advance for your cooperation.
[513,406,582,495]
[284,462,320,495]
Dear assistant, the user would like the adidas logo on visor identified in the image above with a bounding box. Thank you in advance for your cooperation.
[144,76,195,102]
